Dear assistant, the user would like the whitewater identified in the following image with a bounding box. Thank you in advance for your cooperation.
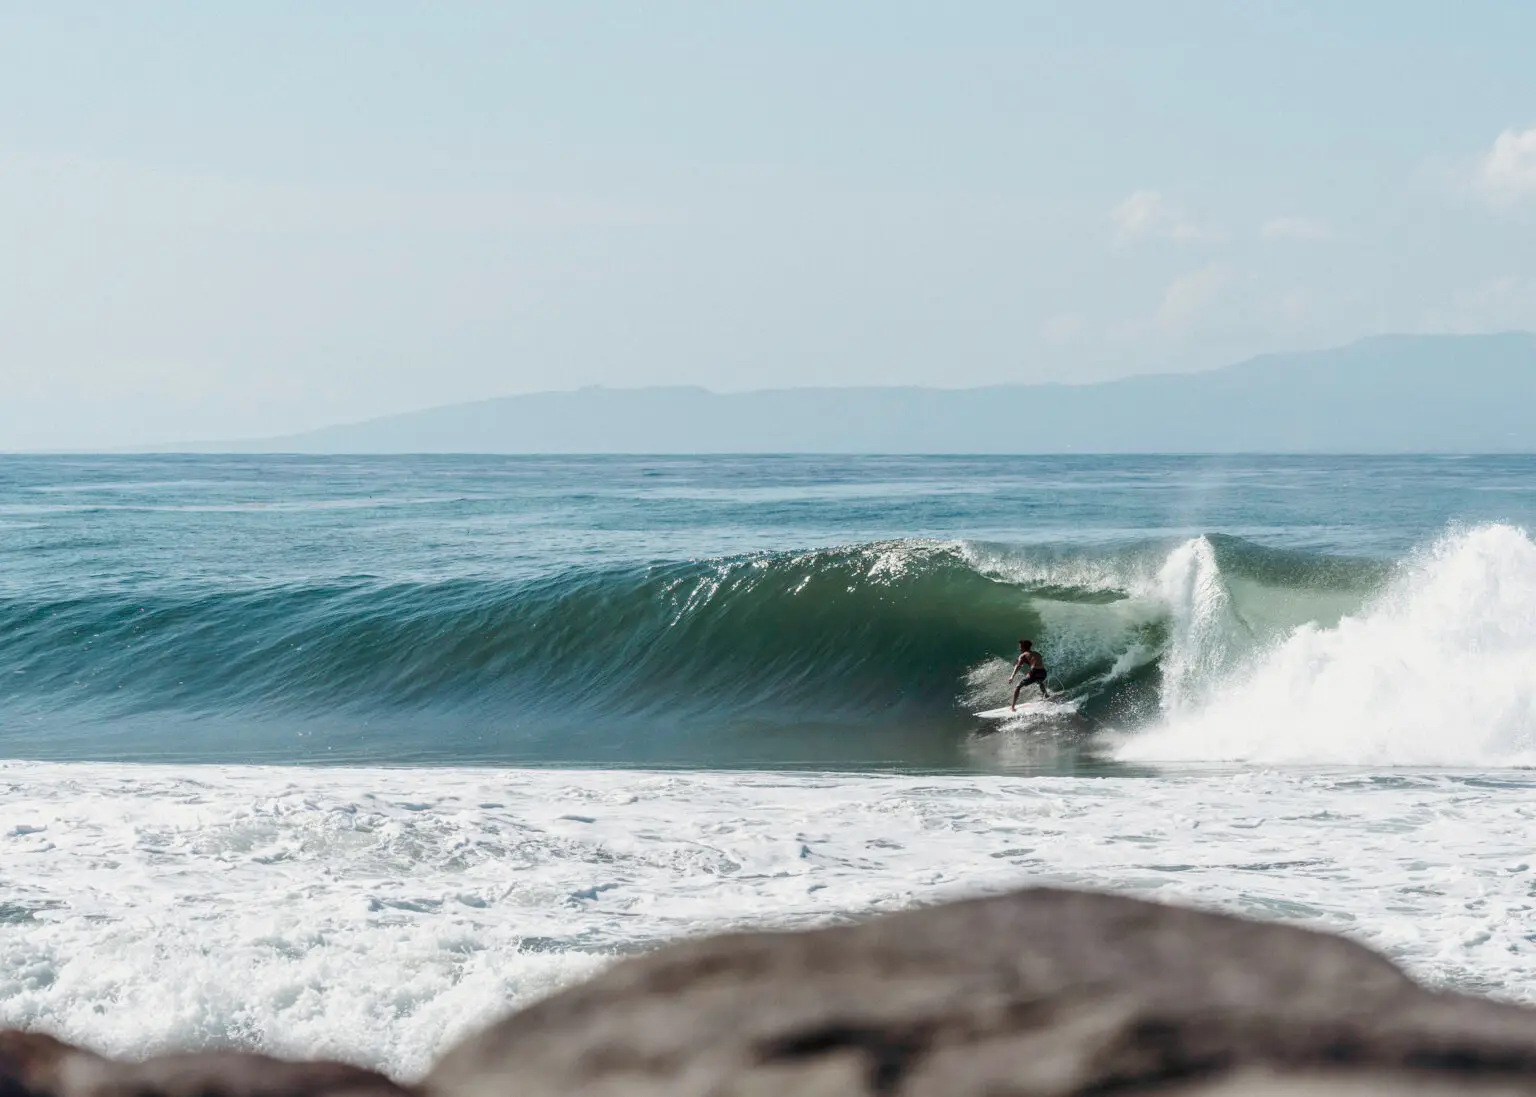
[1124,523,1536,766]
[5,454,1536,1076]
[5,764,1536,1078]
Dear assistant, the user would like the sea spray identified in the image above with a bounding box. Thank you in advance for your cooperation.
[1120,524,1536,766]
[1154,536,1251,714]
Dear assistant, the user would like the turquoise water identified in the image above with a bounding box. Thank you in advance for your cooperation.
[3,454,1534,768]
[6,454,1536,1069]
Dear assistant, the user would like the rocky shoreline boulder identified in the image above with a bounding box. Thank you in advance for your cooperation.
[9,888,1536,1095]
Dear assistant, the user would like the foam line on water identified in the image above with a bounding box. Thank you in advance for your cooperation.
[2,762,1535,1078]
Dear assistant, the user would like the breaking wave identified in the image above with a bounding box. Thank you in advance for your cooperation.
[4,525,1531,767]
[1121,524,1536,767]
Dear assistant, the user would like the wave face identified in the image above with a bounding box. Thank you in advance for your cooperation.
[5,542,1024,715]
[2,542,1049,764]
[5,524,1468,767]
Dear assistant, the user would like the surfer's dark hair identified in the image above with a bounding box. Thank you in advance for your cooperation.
[1019,639,1032,648]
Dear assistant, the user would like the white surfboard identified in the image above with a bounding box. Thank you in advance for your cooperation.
[973,699,1076,720]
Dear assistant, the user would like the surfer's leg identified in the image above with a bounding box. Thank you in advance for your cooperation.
[1011,681,1023,710]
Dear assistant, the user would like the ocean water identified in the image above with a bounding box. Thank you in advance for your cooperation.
[3,454,1536,1075]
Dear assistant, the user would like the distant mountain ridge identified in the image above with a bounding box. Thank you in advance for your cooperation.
[164,332,1536,453]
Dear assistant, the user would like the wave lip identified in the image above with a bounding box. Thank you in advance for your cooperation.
[1119,524,1536,768]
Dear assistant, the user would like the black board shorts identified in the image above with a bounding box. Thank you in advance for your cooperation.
[1023,668,1047,684]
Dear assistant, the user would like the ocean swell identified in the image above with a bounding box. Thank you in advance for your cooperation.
[15,526,1535,768]
[0,531,1430,766]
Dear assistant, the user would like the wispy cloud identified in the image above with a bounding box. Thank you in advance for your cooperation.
[1260,216,1332,242]
[1111,190,1207,243]
[1155,263,1230,329]
[1476,126,1536,207]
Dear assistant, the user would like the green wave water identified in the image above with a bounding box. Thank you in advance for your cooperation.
[0,534,1391,766]
[3,453,1533,769]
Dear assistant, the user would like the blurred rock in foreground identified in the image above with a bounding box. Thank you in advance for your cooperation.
[12,888,1536,1096]
[0,1030,408,1097]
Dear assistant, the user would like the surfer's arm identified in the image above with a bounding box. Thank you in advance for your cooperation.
[1007,655,1025,680]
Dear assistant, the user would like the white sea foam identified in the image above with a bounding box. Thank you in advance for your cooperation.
[1155,535,1249,712]
[1123,524,1536,765]
[3,762,1536,1078]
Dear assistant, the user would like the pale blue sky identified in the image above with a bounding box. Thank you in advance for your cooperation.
[3,2,1536,448]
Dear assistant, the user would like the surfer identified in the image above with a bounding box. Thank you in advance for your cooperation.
[1008,639,1048,709]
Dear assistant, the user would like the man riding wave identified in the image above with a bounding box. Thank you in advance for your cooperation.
[1008,639,1048,710]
